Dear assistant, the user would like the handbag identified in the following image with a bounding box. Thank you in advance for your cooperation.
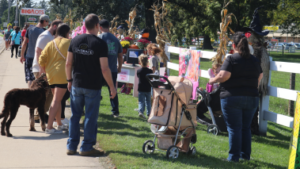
[10,34,16,45]
[53,39,66,60]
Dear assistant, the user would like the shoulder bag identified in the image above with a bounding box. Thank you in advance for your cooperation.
[10,33,16,46]
[53,39,66,60]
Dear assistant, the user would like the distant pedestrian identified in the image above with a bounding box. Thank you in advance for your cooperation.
[98,19,123,118]
[9,26,21,59]
[4,25,13,50]
[66,14,116,156]
[137,54,152,119]
[20,14,49,88]
[21,23,30,43]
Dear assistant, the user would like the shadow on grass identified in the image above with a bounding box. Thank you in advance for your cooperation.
[251,123,290,149]
[97,130,152,138]
[104,150,285,169]
[98,114,127,122]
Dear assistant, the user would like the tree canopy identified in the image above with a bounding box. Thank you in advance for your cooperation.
[272,0,300,35]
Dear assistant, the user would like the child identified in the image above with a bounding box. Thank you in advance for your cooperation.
[198,62,222,92]
[137,54,153,119]
[147,43,162,73]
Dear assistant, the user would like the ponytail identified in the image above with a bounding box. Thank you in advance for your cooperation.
[233,32,250,58]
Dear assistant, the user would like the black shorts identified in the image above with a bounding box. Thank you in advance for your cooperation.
[50,84,68,89]
[25,58,35,82]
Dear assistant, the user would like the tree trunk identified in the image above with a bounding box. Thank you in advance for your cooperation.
[202,34,213,49]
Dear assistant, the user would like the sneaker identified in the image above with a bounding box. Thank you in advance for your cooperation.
[111,114,119,118]
[67,149,77,155]
[53,121,58,127]
[61,118,69,126]
[79,148,105,156]
[45,128,63,134]
[138,112,146,119]
[57,125,68,130]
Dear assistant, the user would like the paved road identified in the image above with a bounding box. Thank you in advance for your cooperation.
[0,50,106,169]
[0,37,4,51]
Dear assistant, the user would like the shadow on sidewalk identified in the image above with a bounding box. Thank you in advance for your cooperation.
[13,132,69,140]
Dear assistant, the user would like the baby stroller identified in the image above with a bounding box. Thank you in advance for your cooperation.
[197,87,227,135]
[142,75,197,159]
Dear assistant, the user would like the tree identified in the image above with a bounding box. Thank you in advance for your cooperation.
[165,0,280,48]
[1,6,26,27]
[48,0,72,20]
[38,0,49,14]
[24,0,35,8]
[134,0,157,42]
[0,0,8,18]
[272,0,300,35]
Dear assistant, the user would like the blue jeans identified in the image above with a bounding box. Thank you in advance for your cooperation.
[102,72,119,115]
[67,86,101,152]
[138,92,151,116]
[221,96,259,162]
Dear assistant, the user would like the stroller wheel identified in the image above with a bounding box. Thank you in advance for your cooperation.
[207,125,219,135]
[188,146,197,155]
[142,140,155,154]
[166,146,179,159]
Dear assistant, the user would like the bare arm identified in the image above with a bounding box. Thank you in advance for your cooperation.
[209,70,231,84]
[36,47,43,75]
[65,52,73,92]
[117,53,123,73]
[152,67,156,73]
[258,73,263,87]
[20,37,28,64]
[100,57,116,99]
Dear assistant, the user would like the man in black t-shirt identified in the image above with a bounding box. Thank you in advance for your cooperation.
[65,14,116,156]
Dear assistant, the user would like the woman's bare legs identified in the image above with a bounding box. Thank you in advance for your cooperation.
[47,87,67,129]
[5,41,10,50]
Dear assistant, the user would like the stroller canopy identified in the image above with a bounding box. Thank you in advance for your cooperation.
[168,76,193,105]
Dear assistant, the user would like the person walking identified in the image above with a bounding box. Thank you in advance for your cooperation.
[66,14,116,156]
[21,23,30,43]
[98,19,123,118]
[208,32,263,162]
[137,54,153,119]
[20,14,49,88]
[39,23,71,134]
[9,26,21,59]
[32,19,63,124]
[4,25,13,50]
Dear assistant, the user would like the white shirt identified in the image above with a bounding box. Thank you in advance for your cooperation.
[32,30,54,73]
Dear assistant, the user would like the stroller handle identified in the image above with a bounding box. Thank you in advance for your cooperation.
[146,74,175,90]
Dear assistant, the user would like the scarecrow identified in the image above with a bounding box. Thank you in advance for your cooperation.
[242,6,270,135]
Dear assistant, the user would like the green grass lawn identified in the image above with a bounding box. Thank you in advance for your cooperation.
[93,51,299,168]
[0,34,3,37]
[97,87,289,169]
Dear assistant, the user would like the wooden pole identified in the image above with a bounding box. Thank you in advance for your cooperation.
[289,73,296,116]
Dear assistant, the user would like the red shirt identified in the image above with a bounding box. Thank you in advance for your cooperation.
[21,29,26,37]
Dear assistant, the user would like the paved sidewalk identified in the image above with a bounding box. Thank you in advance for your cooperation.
[0,50,105,169]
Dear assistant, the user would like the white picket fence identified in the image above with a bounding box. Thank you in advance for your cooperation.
[167,46,298,135]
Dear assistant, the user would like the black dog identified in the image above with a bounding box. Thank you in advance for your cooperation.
[0,74,49,137]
